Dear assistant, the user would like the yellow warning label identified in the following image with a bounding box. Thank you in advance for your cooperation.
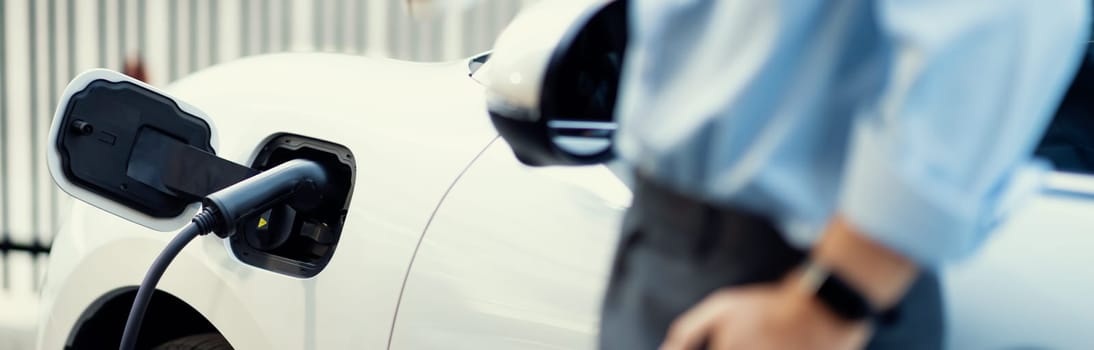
[258,217,268,229]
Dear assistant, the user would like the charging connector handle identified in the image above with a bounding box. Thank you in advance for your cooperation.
[202,159,329,238]
[119,159,331,350]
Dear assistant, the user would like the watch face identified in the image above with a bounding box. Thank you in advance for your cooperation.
[813,265,876,322]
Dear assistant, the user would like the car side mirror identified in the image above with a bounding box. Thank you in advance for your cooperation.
[47,70,251,231]
[481,0,627,166]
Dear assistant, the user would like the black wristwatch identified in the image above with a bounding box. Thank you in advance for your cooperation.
[798,261,900,324]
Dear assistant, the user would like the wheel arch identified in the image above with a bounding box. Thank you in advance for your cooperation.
[66,287,223,349]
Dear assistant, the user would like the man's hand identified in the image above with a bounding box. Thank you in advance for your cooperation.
[660,215,918,350]
[659,278,870,350]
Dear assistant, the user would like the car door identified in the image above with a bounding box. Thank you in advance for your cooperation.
[389,139,630,349]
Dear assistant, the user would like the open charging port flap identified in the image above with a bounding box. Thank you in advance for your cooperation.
[48,70,260,231]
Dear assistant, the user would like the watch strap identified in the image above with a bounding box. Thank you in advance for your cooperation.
[799,261,900,324]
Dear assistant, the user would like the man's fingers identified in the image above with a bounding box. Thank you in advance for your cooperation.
[660,291,736,350]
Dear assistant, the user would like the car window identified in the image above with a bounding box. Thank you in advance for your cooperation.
[1035,47,1094,173]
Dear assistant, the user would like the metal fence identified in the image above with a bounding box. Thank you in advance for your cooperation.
[0,0,528,294]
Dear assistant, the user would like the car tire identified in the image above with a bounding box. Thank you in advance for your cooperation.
[152,333,232,350]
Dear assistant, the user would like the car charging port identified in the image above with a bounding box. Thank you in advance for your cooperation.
[231,133,356,278]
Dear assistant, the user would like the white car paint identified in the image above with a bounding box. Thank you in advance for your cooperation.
[390,141,629,349]
[38,53,503,349]
[944,176,1094,348]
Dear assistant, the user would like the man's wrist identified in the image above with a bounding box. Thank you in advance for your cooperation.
[793,258,906,325]
[810,215,919,310]
[779,270,872,330]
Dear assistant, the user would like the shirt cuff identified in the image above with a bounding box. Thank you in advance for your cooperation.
[838,121,988,267]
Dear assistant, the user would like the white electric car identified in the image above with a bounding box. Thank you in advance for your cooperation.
[35,0,1094,349]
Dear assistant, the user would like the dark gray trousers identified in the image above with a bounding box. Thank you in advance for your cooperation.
[599,175,944,349]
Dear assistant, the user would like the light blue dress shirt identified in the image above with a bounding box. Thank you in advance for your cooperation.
[615,0,1091,266]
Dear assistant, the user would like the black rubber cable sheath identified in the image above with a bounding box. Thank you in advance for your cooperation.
[119,209,216,350]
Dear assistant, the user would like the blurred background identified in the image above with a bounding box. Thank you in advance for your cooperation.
[0,0,528,347]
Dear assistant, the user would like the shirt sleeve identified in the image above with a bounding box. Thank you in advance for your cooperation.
[838,0,1090,266]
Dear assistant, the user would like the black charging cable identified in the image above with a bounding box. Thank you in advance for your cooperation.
[117,209,217,350]
[119,159,330,350]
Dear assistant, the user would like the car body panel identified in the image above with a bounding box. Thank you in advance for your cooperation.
[944,174,1094,348]
[390,141,630,349]
[37,53,498,349]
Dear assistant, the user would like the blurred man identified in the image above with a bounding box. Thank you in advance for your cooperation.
[601,1,1091,349]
